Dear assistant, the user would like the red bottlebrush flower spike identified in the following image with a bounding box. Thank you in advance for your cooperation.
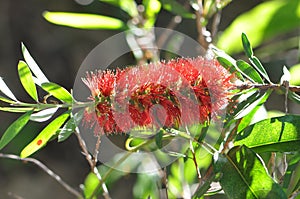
[82,57,235,135]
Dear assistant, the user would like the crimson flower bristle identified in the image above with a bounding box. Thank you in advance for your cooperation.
[82,57,235,135]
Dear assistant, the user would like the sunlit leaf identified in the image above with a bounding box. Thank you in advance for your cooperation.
[235,115,300,153]
[236,90,272,129]
[217,0,300,54]
[289,91,300,104]
[41,82,73,103]
[43,11,126,30]
[0,107,38,113]
[0,95,17,104]
[241,33,253,58]
[58,110,84,142]
[83,172,99,199]
[249,56,271,83]
[21,43,49,84]
[160,0,195,18]
[216,146,286,198]
[100,0,138,17]
[143,0,161,27]
[283,152,300,195]
[134,173,160,198]
[0,110,33,150]
[30,107,58,122]
[290,64,300,85]
[0,78,18,101]
[20,111,70,158]
[18,61,38,101]
[236,60,264,83]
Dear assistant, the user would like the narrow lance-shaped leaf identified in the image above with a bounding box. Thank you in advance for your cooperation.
[43,11,126,30]
[160,0,195,18]
[242,33,271,83]
[0,107,39,113]
[20,111,70,158]
[236,89,272,131]
[0,110,34,150]
[30,107,59,122]
[236,60,264,83]
[215,145,287,199]
[21,43,49,84]
[249,56,271,83]
[41,82,73,103]
[234,115,300,153]
[241,33,253,58]
[100,0,138,17]
[0,77,18,101]
[18,61,38,101]
[216,56,243,80]
[58,109,84,142]
[0,95,16,104]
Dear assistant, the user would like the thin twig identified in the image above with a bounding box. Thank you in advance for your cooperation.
[156,15,182,49]
[237,83,300,92]
[0,153,83,199]
[195,0,209,52]
[93,134,101,168]
[74,129,111,199]
[211,10,221,40]
[186,126,201,180]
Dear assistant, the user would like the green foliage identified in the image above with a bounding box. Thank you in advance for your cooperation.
[217,0,300,54]
[160,0,194,18]
[0,110,33,150]
[43,11,126,30]
[216,145,287,199]
[20,111,70,158]
[18,61,38,101]
[290,64,300,86]
[41,82,73,103]
[235,115,300,153]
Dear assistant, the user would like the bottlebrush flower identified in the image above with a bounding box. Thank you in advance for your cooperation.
[82,57,235,135]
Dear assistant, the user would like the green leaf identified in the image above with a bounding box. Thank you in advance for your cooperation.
[217,0,300,54]
[0,95,16,104]
[21,43,49,85]
[236,90,272,132]
[216,56,243,80]
[155,129,163,149]
[41,82,73,103]
[234,115,300,153]
[160,0,195,18]
[30,107,58,122]
[100,0,138,17]
[43,11,126,30]
[58,110,84,142]
[20,111,70,158]
[0,77,18,101]
[133,173,160,199]
[236,60,264,83]
[143,0,161,27]
[0,110,33,150]
[83,172,99,199]
[0,107,39,113]
[290,64,300,85]
[217,145,287,199]
[18,61,38,101]
[289,91,300,104]
[249,56,271,83]
[241,33,253,58]
[283,152,300,195]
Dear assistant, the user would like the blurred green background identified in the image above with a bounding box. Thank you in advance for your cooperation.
[0,0,299,198]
